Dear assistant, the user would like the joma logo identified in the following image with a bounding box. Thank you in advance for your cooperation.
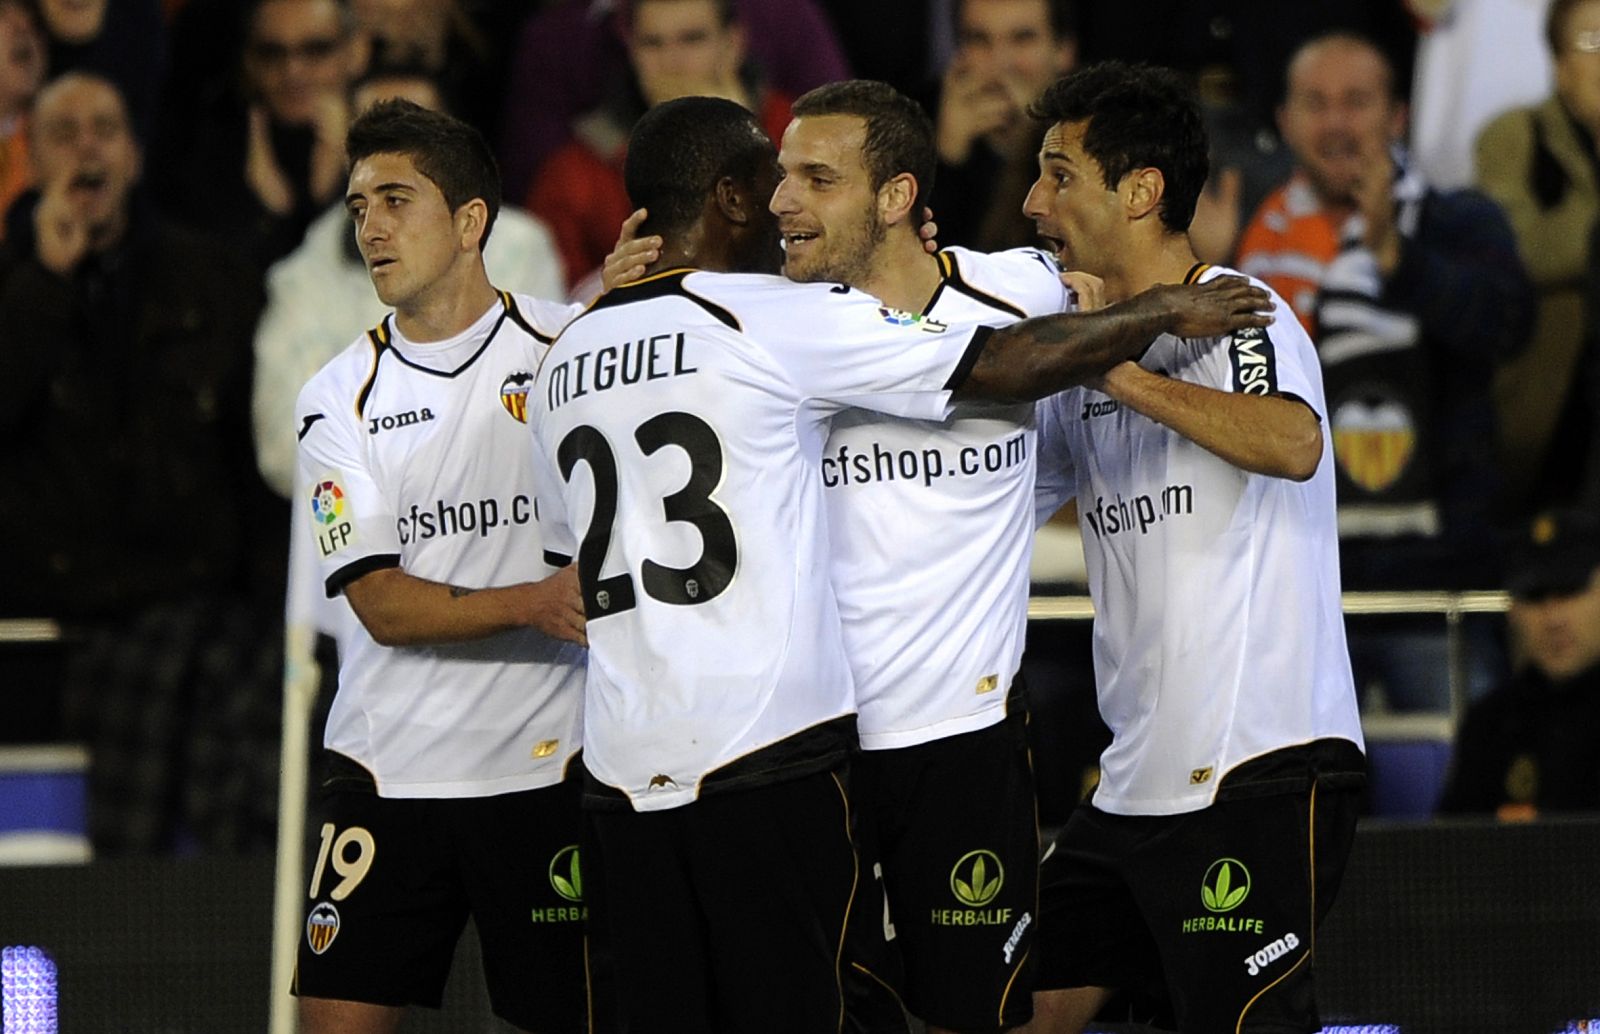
[1244,931,1300,976]
[368,408,436,435]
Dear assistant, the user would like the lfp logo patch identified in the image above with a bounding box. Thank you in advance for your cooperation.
[878,307,948,333]
[306,902,341,955]
[311,480,345,526]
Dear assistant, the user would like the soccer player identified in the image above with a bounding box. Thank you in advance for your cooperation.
[770,79,1082,1034]
[528,94,1273,1034]
[1020,63,1367,1034]
[291,100,589,1034]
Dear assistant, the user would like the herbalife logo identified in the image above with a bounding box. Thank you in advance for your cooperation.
[532,845,587,924]
[1182,857,1263,935]
[931,849,1012,928]
[1201,858,1250,912]
[549,844,582,902]
[951,850,1004,907]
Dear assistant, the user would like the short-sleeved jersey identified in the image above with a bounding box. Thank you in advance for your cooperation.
[825,247,1070,749]
[294,291,587,799]
[1034,265,1364,816]
[528,269,985,812]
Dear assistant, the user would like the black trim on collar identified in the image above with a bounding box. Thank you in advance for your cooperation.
[1183,262,1212,285]
[499,289,553,343]
[583,268,740,330]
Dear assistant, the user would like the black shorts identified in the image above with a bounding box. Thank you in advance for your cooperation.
[1035,779,1360,1034]
[582,765,861,1034]
[292,755,586,1032]
[854,711,1039,1032]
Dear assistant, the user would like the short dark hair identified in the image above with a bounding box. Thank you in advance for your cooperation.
[1547,0,1592,54]
[625,95,774,237]
[1029,62,1208,235]
[956,0,1077,41]
[790,79,935,225]
[346,98,501,250]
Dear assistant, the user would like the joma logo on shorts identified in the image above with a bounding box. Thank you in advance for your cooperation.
[1080,398,1120,420]
[1244,931,1300,976]
[368,408,436,435]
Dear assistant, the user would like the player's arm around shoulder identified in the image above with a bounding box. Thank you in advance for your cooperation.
[341,565,586,648]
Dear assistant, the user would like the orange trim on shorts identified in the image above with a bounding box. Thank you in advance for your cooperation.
[1233,781,1318,1033]
[830,770,860,1034]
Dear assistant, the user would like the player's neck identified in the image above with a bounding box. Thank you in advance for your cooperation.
[1104,233,1203,302]
[852,230,942,314]
[393,267,499,343]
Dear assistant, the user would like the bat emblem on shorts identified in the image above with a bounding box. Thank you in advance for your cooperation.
[648,774,678,790]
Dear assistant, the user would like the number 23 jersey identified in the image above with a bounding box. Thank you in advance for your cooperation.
[529,270,985,812]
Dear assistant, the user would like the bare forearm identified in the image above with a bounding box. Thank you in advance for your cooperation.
[1102,364,1323,480]
[343,568,534,646]
[957,294,1171,402]
[954,276,1273,402]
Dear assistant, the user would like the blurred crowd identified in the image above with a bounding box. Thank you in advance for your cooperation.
[0,0,1596,853]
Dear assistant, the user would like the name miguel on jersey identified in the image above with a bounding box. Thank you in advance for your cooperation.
[544,333,698,413]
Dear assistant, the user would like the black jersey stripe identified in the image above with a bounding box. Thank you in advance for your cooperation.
[936,250,1029,320]
[578,267,741,330]
[354,322,389,418]
[499,289,554,343]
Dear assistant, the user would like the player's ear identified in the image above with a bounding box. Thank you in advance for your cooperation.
[877,171,918,227]
[1123,167,1165,223]
[714,175,751,226]
[456,197,490,250]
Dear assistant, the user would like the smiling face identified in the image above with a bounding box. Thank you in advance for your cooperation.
[769,113,888,285]
[31,74,141,241]
[1021,119,1122,276]
[346,151,476,311]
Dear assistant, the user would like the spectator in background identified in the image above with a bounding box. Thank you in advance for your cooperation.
[252,64,566,499]
[925,0,1076,251]
[348,0,504,139]
[155,0,368,274]
[497,0,848,203]
[0,0,44,234]
[1477,0,1600,519]
[526,0,794,294]
[0,72,282,854]
[36,0,165,138]
[1236,33,1533,710]
[1439,509,1600,818]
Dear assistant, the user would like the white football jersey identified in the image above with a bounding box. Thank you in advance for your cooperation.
[529,269,985,812]
[1034,266,1364,816]
[295,291,587,799]
[826,248,1070,749]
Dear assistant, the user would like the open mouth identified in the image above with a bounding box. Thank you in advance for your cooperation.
[368,257,397,271]
[781,231,819,250]
[70,170,107,191]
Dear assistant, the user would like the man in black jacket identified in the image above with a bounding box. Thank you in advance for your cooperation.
[0,71,283,854]
[1439,509,1600,818]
